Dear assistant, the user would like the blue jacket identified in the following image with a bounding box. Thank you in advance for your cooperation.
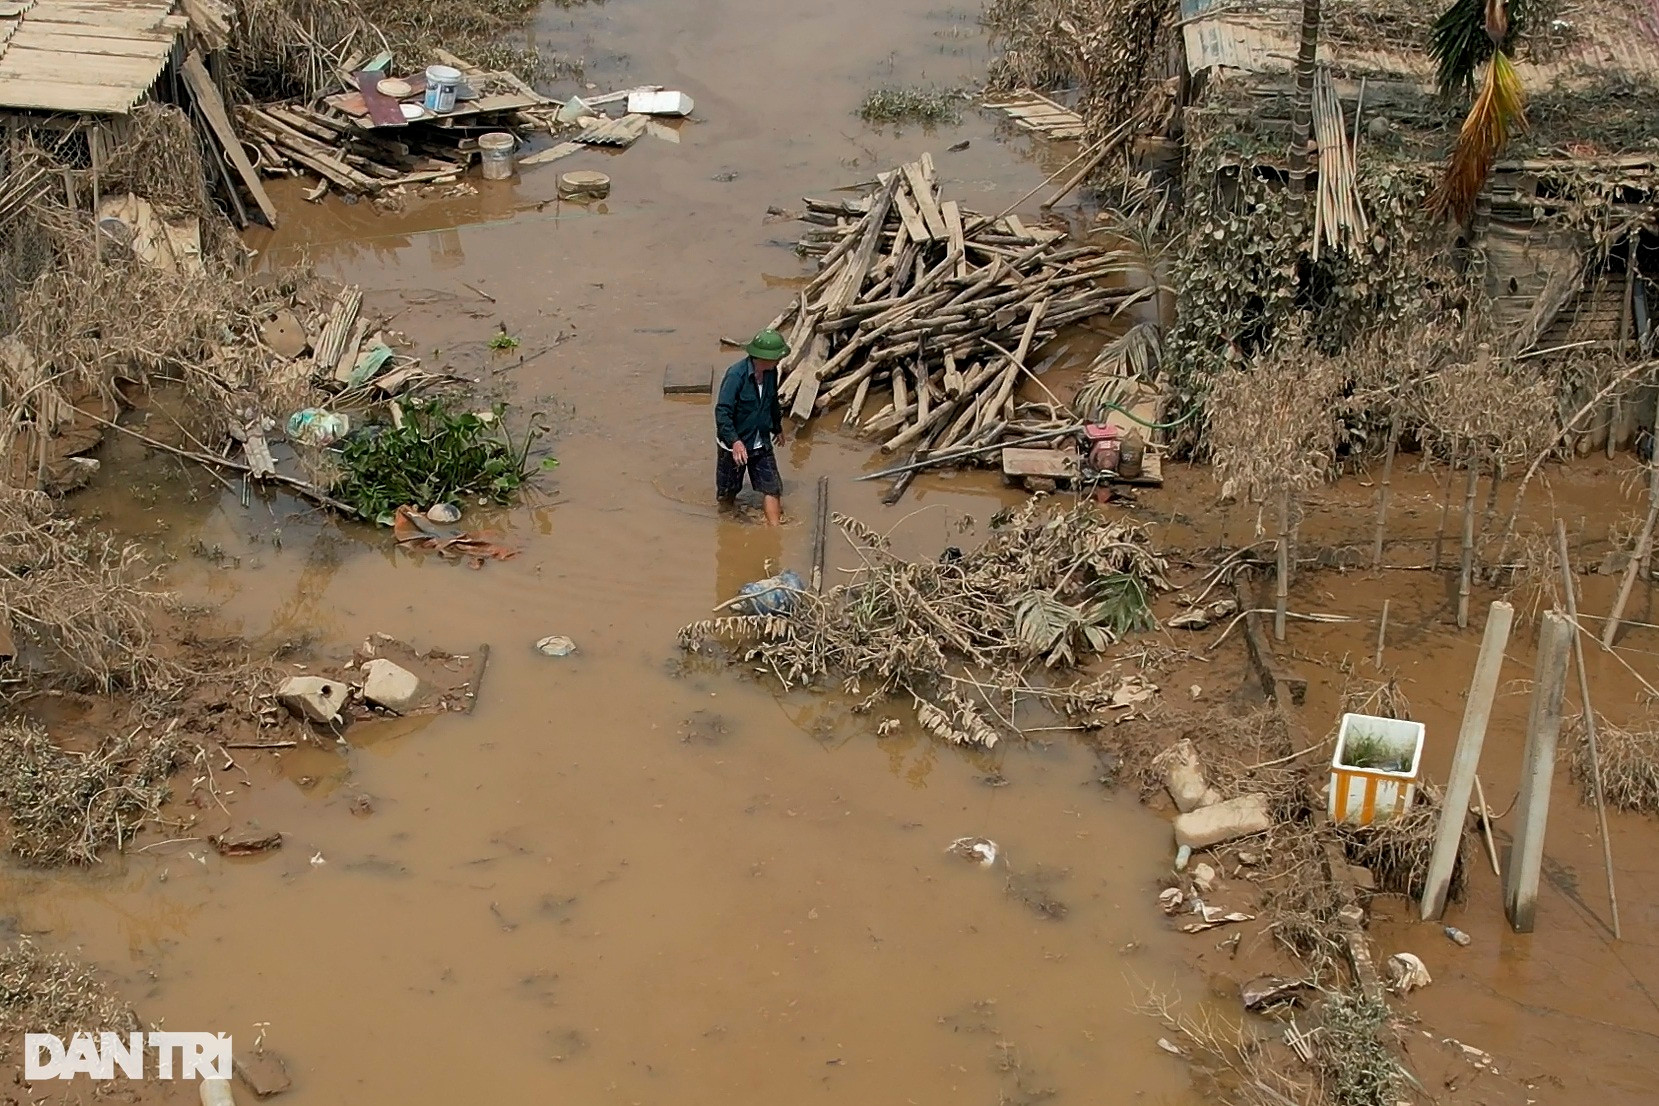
[715,358,782,450]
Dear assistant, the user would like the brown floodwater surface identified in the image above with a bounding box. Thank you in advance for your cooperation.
[6,1,1218,1102]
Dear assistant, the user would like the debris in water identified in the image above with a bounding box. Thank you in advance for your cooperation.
[360,658,423,714]
[1158,887,1184,914]
[393,506,518,568]
[234,1048,293,1098]
[729,569,805,616]
[309,852,326,866]
[1179,899,1254,932]
[1191,861,1217,893]
[276,676,347,725]
[536,635,579,657]
[1241,976,1309,1011]
[426,503,462,524]
[1444,925,1472,946]
[1173,793,1271,849]
[1156,1037,1184,1057]
[210,829,283,857]
[1387,952,1432,994]
[286,408,350,447]
[946,836,999,867]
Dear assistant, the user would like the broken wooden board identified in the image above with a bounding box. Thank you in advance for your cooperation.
[982,89,1087,140]
[355,69,407,128]
[1002,446,1078,481]
[182,50,278,227]
[663,361,716,395]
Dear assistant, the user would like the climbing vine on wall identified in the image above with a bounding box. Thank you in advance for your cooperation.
[1159,95,1460,445]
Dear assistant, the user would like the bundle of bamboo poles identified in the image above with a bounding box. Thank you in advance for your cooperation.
[1311,67,1369,260]
[768,154,1132,469]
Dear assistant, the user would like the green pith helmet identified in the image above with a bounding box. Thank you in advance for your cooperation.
[746,329,790,361]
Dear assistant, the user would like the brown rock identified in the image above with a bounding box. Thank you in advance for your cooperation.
[235,1049,293,1097]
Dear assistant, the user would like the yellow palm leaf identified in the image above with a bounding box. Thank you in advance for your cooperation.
[1430,50,1527,223]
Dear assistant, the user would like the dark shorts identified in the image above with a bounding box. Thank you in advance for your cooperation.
[717,446,782,499]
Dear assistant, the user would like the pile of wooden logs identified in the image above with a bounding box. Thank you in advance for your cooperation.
[772,155,1133,467]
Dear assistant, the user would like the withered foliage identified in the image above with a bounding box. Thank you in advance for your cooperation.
[680,499,1172,744]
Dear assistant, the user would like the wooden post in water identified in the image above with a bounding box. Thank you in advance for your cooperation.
[1372,414,1399,569]
[1274,486,1291,641]
[1421,600,1513,921]
[1553,520,1621,938]
[1504,610,1573,933]
[1457,456,1480,629]
[1374,599,1390,669]
[809,475,829,594]
[1602,455,1659,648]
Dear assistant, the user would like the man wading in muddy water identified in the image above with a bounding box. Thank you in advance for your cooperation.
[715,329,789,525]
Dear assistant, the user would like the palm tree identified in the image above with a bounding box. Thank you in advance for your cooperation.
[1288,0,1321,193]
[1430,0,1528,223]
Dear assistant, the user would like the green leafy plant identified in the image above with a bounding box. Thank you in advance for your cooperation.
[334,400,550,523]
[1339,728,1410,772]
[1013,573,1154,666]
[857,86,964,126]
[488,328,520,351]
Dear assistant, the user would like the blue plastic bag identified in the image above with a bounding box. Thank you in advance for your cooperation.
[736,569,805,616]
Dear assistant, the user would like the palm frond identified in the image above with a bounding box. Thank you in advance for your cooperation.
[1430,50,1526,224]
[1431,0,1532,97]
[1077,322,1162,420]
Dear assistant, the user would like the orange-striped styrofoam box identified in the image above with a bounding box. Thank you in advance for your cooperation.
[1328,713,1425,826]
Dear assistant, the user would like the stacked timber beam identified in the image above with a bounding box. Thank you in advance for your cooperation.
[775,154,1128,468]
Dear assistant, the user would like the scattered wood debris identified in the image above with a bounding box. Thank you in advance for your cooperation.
[771,154,1139,486]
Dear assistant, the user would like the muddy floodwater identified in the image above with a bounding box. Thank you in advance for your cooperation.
[3,1,1223,1102]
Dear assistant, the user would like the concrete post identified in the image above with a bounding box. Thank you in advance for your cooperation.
[1421,600,1514,920]
[1504,611,1573,933]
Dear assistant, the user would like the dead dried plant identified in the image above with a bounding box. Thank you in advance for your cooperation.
[1134,984,1317,1106]
[0,488,181,695]
[0,719,192,865]
[1338,787,1466,902]
[1567,713,1659,814]
[0,940,137,1041]
[1206,343,1343,505]
[679,500,1172,744]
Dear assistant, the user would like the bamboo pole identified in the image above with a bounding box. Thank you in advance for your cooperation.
[1372,412,1400,569]
[1375,598,1389,668]
[1275,486,1291,641]
[1473,774,1502,877]
[1602,454,1659,648]
[1457,454,1481,629]
[1554,519,1621,938]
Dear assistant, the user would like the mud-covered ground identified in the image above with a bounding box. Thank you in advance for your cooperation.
[5,1,1658,1104]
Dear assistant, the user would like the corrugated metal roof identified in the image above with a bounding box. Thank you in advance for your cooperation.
[0,0,184,114]
[1181,0,1659,87]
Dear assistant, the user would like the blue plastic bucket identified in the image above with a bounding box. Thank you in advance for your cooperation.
[424,65,461,114]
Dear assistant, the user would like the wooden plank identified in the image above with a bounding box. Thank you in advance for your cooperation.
[789,331,830,421]
[663,362,714,395]
[901,159,948,240]
[1002,447,1078,480]
[355,70,407,128]
[940,199,966,277]
[9,32,169,56]
[0,51,164,85]
[22,6,179,29]
[8,18,174,38]
[0,78,142,112]
[891,186,929,243]
[181,51,277,227]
